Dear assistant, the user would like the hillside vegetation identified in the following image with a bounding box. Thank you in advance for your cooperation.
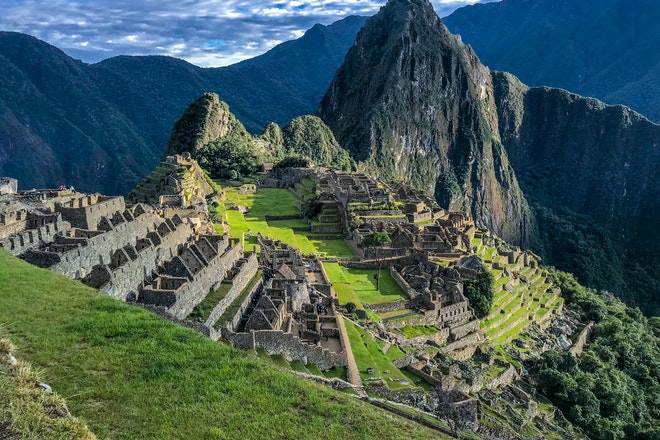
[534,270,660,440]
[444,0,660,123]
[0,249,439,440]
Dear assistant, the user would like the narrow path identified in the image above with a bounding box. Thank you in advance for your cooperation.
[334,313,365,397]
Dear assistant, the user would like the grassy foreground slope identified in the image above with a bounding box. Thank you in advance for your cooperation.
[0,250,439,440]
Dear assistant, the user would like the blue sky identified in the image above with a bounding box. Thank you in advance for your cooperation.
[0,0,494,67]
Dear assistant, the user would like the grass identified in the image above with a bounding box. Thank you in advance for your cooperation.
[323,263,406,307]
[188,283,232,322]
[218,187,355,257]
[0,250,440,440]
[398,326,440,339]
[0,336,96,440]
[343,320,413,391]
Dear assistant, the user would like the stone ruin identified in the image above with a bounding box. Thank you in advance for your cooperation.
[220,235,348,371]
[388,261,483,361]
[0,177,18,195]
[0,179,254,323]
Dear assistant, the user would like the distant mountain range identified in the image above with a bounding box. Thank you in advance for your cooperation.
[443,0,660,123]
[0,16,367,194]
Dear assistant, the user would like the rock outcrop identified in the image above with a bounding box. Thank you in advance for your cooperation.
[318,0,530,245]
[166,93,252,157]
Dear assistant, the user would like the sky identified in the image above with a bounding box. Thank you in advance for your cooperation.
[0,0,494,67]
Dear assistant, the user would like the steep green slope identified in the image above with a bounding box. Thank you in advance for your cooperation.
[0,33,157,195]
[443,0,660,123]
[534,270,660,439]
[494,71,660,315]
[318,0,530,245]
[0,249,440,439]
[282,115,355,171]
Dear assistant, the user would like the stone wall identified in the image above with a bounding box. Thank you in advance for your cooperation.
[1,216,70,256]
[95,222,192,301]
[437,301,472,325]
[0,177,18,195]
[227,330,347,371]
[449,319,480,340]
[204,252,259,328]
[48,212,181,279]
[167,242,244,320]
[55,196,125,230]
[443,332,481,354]
[310,223,343,233]
[364,298,410,313]
[390,267,418,298]
[569,321,595,357]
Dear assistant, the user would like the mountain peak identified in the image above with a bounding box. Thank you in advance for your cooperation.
[318,0,529,244]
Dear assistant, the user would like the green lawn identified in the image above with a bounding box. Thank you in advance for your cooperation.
[398,325,440,339]
[0,250,439,440]
[323,263,406,307]
[343,320,414,391]
[218,187,355,257]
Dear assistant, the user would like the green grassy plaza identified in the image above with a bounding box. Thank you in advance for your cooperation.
[217,187,355,257]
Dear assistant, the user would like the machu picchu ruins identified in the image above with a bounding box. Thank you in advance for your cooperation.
[0,160,588,438]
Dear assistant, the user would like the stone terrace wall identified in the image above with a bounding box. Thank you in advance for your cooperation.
[364,298,410,313]
[97,222,193,301]
[229,330,347,371]
[48,212,171,278]
[204,252,259,328]
[569,321,595,356]
[167,243,243,320]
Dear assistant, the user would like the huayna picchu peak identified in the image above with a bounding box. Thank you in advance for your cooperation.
[319,0,531,246]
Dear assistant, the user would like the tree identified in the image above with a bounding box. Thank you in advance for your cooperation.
[462,268,494,318]
[358,232,392,290]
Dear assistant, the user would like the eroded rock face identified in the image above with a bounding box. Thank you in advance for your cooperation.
[494,71,660,314]
[318,0,530,245]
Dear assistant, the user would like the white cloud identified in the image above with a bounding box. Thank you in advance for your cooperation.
[0,0,496,67]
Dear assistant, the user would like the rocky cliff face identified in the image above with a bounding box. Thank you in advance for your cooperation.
[318,0,530,244]
[494,72,660,314]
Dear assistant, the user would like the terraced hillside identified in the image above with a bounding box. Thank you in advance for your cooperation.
[472,232,564,346]
[128,154,215,206]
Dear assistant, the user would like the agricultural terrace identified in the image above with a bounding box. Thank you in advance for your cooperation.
[471,235,564,347]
